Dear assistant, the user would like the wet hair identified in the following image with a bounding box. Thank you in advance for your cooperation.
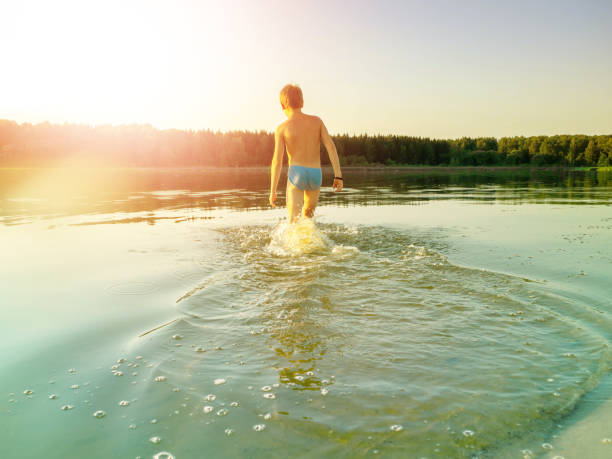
[279,84,304,109]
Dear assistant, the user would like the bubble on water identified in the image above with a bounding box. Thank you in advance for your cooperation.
[263,413,272,420]
[321,379,330,385]
[390,425,403,432]
[547,378,554,382]
[172,335,183,340]
[49,394,58,400]
[23,390,33,395]
[230,402,239,407]
[119,400,130,406]
[562,353,576,358]
[551,456,565,459]
[93,410,106,419]
[253,424,266,432]
[553,392,561,397]
[542,443,553,450]
[463,430,475,437]
[195,347,206,353]
[520,449,533,459]
[155,376,167,382]
[153,452,174,459]
[117,358,126,363]
[114,371,123,376]
[68,368,77,374]
[204,394,216,402]
[203,406,214,414]
[136,355,143,360]
[306,371,314,376]
[272,383,279,388]
[61,405,73,411]
[111,365,119,370]
[263,393,276,399]
[129,424,136,430]
[151,419,158,424]
[261,386,271,392]
[216,408,228,416]
[132,372,138,376]
[71,385,79,390]
[320,388,329,396]
[150,436,162,444]
[214,378,227,385]
[224,428,234,437]
[295,375,304,381]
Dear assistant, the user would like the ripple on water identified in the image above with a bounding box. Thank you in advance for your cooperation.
[130,221,612,458]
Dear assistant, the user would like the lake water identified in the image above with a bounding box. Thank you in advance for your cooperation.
[1,167,611,459]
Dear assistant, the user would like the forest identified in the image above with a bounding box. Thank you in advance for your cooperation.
[0,119,610,168]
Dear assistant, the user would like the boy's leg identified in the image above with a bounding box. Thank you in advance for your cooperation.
[286,181,304,223]
[302,188,320,219]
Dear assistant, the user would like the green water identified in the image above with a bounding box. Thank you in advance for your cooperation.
[1,167,611,458]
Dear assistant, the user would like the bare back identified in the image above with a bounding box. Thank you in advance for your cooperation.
[280,113,322,168]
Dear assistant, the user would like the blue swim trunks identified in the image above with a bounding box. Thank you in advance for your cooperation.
[288,165,322,191]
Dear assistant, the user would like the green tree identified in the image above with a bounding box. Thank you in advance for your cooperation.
[584,140,599,165]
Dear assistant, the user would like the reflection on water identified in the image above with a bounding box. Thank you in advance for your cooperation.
[1,168,610,226]
[1,167,612,458]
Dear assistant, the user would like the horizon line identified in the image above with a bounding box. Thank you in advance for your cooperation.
[2,118,611,141]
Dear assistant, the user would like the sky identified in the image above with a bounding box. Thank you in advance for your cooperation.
[1,0,611,138]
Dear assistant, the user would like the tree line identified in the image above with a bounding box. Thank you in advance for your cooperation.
[0,119,610,167]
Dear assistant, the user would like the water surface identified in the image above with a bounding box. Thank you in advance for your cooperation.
[1,167,611,458]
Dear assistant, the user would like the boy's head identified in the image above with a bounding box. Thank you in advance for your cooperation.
[279,84,303,110]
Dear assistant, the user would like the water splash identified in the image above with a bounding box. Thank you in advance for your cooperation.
[267,218,331,257]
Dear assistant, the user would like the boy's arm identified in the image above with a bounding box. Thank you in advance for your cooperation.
[320,119,343,192]
[269,124,285,207]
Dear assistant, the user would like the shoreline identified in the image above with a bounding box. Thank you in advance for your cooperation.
[0,165,600,173]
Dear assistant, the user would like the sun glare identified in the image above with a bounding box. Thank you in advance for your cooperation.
[3,1,231,127]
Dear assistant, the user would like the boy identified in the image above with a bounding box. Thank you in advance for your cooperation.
[269,84,343,223]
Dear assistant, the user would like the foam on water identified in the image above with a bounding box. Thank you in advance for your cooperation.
[266,218,334,257]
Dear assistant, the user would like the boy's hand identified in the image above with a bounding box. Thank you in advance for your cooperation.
[269,191,277,207]
[333,178,343,192]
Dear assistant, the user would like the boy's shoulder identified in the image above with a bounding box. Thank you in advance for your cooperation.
[276,114,322,134]
[305,113,322,123]
[275,120,289,134]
